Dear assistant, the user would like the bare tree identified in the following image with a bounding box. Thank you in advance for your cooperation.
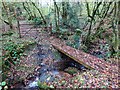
[85,2,102,45]
[53,0,60,31]
[31,2,47,25]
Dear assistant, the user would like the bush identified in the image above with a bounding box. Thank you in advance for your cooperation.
[32,17,43,27]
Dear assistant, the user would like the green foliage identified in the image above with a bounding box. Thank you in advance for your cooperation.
[0,81,9,90]
[2,31,13,36]
[2,41,24,70]
[0,81,7,90]
[64,67,78,75]
[2,30,35,81]
[51,29,57,34]
[53,51,61,60]
[1,81,6,86]
[32,17,43,27]
[106,28,119,57]
[66,30,81,49]
[100,44,112,59]
[93,27,105,39]
[62,3,80,29]
[105,51,112,58]
[80,45,88,52]
[52,28,69,40]
[73,36,80,49]
[37,81,50,89]
[58,28,68,40]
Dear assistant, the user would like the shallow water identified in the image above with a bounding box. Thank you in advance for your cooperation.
[28,44,87,88]
[28,77,39,87]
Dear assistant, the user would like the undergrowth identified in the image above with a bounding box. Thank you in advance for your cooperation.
[1,30,36,87]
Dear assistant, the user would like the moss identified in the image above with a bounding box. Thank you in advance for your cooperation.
[64,67,79,75]
[37,81,50,89]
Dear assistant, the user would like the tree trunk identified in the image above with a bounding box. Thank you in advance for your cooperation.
[17,19,21,38]
[22,2,32,19]
[53,0,60,31]
[2,2,13,29]
[31,2,46,25]
[62,2,67,25]
[85,2,102,45]
[26,2,35,18]
[115,1,120,52]
[13,6,21,38]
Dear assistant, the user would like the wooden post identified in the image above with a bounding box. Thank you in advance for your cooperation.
[15,7,21,38]
[17,18,21,38]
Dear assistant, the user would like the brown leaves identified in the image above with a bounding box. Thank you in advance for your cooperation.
[50,36,118,75]
[49,37,119,88]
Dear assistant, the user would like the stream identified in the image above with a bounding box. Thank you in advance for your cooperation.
[25,44,87,88]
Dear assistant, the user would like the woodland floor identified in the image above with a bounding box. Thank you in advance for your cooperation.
[5,20,119,89]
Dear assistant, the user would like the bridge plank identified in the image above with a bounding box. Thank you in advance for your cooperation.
[49,36,118,77]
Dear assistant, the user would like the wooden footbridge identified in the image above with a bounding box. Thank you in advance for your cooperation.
[49,37,118,78]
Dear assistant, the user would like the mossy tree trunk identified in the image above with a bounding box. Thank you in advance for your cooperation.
[111,2,119,55]
[115,1,120,54]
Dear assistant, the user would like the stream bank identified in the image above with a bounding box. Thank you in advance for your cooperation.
[25,43,88,88]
